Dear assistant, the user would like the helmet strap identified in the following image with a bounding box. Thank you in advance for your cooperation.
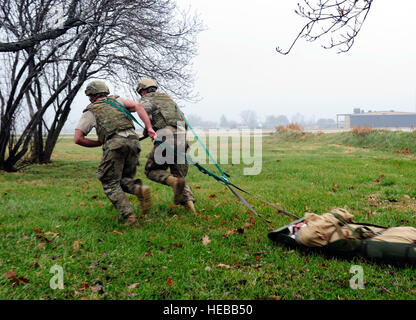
[89,93,108,102]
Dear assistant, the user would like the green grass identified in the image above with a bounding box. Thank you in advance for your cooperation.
[1,133,416,300]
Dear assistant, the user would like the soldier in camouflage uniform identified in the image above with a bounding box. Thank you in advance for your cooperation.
[74,80,157,226]
[136,78,196,214]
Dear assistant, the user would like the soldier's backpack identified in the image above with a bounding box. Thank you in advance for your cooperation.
[268,217,416,266]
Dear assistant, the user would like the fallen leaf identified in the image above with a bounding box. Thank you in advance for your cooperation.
[45,232,58,237]
[214,200,226,209]
[13,276,29,286]
[4,270,29,286]
[128,283,140,290]
[201,235,211,246]
[268,295,282,300]
[167,279,175,286]
[33,227,43,234]
[144,251,152,256]
[73,240,80,252]
[380,286,391,294]
[209,194,217,199]
[217,264,231,269]
[37,243,46,249]
[4,270,16,279]
[205,266,211,271]
[91,284,104,294]
[36,234,51,243]
[113,230,123,235]
[225,229,237,236]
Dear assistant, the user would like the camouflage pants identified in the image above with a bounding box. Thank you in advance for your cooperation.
[144,127,194,204]
[96,135,142,219]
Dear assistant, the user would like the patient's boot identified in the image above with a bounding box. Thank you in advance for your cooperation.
[134,185,152,214]
[166,176,185,205]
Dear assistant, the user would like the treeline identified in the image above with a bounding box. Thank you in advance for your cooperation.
[185,111,336,129]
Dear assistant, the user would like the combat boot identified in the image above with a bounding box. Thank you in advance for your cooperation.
[134,185,152,214]
[184,200,196,214]
[124,214,140,227]
[166,176,185,204]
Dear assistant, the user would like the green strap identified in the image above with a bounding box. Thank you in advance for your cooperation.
[103,98,145,130]
[180,111,230,180]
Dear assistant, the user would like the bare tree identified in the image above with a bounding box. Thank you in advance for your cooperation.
[0,0,85,52]
[0,0,202,171]
[277,0,374,54]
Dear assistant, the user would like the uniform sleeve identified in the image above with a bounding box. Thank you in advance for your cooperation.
[76,111,96,135]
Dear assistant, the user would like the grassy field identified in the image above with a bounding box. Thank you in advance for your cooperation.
[1,131,416,300]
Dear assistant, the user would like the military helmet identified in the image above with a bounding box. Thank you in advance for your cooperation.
[136,78,158,93]
[85,80,110,96]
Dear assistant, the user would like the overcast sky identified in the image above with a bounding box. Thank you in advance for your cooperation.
[65,0,416,129]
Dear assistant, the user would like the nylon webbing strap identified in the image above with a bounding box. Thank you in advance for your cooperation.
[104,98,145,130]
[224,182,300,220]
[180,111,230,180]
[226,185,271,224]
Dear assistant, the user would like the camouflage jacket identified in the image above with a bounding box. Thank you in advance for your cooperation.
[84,95,135,143]
[140,92,185,131]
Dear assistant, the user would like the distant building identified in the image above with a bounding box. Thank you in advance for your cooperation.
[336,109,416,129]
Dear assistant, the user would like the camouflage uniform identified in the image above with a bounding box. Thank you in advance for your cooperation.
[79,95,142,219]
[140,92,194,204]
